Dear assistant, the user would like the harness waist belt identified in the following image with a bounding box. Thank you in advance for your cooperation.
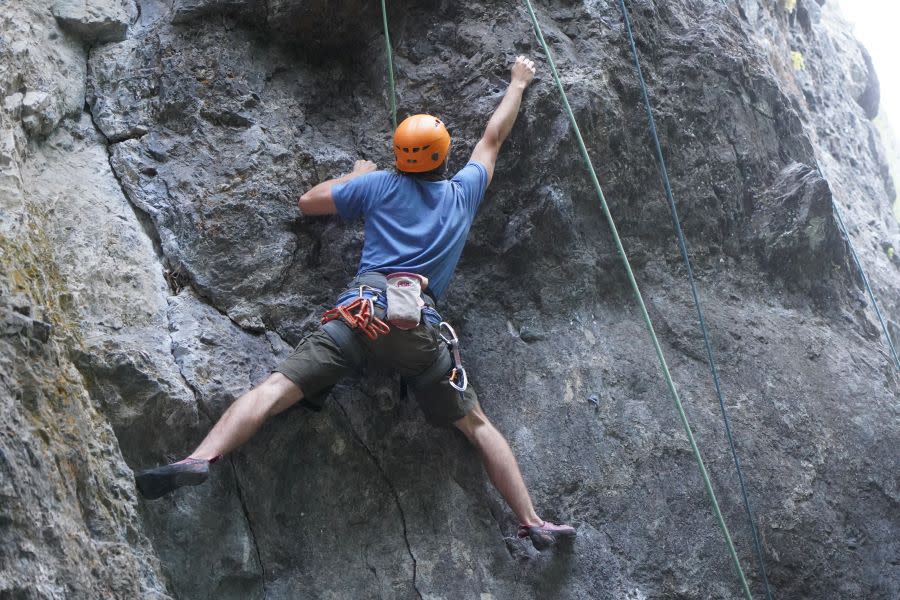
[351,272,438,307]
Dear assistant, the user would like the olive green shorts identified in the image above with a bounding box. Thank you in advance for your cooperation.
[274,322,477,427]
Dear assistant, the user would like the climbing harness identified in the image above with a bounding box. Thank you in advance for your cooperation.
[320,272,463,394]
[439,322,468,392]
[521,1,752,597]
[617,1,773,598]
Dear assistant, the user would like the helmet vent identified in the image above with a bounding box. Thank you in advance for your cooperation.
[431,152,439,161]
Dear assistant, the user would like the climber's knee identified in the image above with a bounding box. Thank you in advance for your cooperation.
[453,402,490,443]
[256,372,304,419]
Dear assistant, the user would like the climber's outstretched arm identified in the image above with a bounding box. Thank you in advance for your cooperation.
[470,55,536,186]
[298,159,377,215]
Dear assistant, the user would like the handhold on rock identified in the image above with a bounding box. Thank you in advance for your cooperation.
[30,320,52,344]
[52,0,131,44]
[752,163,850,296]
[20,91,60,137]
[3,93,24,116]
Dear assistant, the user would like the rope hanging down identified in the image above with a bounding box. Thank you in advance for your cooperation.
[380,0,398,130]
[521,1,752,598]
[617,2,774,598]
[832,202,900,372]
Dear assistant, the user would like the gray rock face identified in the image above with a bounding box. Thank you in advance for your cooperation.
[170,0,376,48]
[2,0,900,598]
[0,2,169,597]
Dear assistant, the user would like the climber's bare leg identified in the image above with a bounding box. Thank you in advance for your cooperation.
[453,402,541,526]
[191,372,303,460]
[135,373,302,500]
[454,402,576,548]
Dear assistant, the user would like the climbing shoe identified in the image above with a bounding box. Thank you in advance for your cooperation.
[135,457,209,500]
[517,520,577,551]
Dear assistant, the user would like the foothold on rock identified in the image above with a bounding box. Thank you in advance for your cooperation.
[519,325,545,343]
[2,310,31,337]
[22,91,51,114]
[1,310,51,343]
[172,0,263,25]
[226,302,266,332]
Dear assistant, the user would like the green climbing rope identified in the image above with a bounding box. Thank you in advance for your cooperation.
[521,1,752,598]
[380,0,398,130]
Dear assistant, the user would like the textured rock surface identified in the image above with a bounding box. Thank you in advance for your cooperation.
[1,1,166,597]
[2,0,900,598]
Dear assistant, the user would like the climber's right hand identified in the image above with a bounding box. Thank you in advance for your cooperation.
[511,55,536,89]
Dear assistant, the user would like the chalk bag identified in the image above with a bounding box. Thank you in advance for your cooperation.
[385,272,426,329]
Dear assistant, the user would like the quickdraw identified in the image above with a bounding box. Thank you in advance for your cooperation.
[439,322,468,392]
[321,286,390,341]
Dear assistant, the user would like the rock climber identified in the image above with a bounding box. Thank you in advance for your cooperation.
[136,55,576,551]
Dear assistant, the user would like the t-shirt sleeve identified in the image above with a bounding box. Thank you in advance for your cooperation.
[331,172,387,220]
[451,161,489,217]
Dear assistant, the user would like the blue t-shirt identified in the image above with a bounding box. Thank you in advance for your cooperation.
[331,161,488,301]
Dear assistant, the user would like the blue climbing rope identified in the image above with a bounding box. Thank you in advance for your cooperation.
[522,1,752,597]
[832,201,900,372]
[617,2,774,598]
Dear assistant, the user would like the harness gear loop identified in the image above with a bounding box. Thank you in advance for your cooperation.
[321,288,390,341]
[438,322,468,392]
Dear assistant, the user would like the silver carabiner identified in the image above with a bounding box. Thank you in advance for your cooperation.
[449,364,468,392]
[358,285,382,325]
[439,322,468,392]
[358,284,382,299]
[438,321,458,345]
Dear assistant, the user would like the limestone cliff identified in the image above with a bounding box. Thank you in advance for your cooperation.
[1,1,898,598]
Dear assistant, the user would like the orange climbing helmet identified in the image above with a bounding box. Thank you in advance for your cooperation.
[393,114,451,173]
